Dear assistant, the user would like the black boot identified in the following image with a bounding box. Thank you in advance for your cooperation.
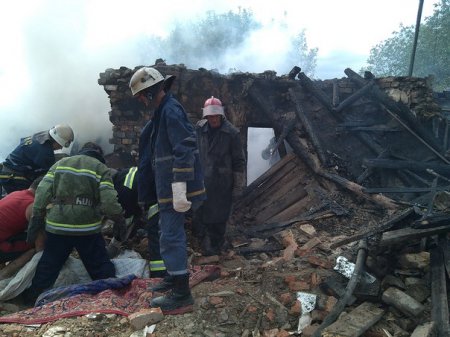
[150,274,194,311]
[149,274,175,292]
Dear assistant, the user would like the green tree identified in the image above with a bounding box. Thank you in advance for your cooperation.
[139,8,317,76]
[286,30,318,77]
[365,0,450,90]
[160,8,261,71]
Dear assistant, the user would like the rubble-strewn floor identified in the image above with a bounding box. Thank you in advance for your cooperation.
[0,194,443,337]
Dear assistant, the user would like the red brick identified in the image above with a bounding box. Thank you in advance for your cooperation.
[288,281,310,292]
[290,300,301,315]
[279,292,293,305]
[307,255,333,269]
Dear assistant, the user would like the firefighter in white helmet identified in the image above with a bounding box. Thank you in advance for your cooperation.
[193,96,246,255]
[129,66,206,312]
[0,125,74,195]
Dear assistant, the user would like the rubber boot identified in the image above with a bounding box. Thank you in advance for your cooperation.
[150,274,194,311]
[149,274,175,292]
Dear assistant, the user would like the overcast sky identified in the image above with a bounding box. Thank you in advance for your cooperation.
[0,0,439,161]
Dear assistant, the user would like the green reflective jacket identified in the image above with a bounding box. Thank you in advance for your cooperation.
[32,154,123,236]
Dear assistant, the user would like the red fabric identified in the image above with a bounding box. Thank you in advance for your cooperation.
[0,190,34,253]
[0,265,220,325]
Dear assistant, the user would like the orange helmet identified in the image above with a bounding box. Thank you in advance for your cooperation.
[202,96,224,118]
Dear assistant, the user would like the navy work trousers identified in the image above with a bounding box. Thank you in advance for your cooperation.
[159,209,188,276]
[31,232,115,291]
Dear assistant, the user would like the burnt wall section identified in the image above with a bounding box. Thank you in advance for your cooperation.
[98,64,443,202]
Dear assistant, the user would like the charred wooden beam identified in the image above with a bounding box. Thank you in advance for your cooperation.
[364,186,450,194]
[273,128,287,157]
[298,72,334,112]
[380,224,450,246]
[344,68,446,163]
[413,212,450,229]
[248,85,321,174]
[298,73,383,155]
[441,235,450,279]
[333,80,374,113]
[289,87,328,165]
[288,66,301,80]
[319,171,398,209]
[363,158,450,175]
[383,105,450,164]
[357,150,389,184]
[330,207,415,249]
[430,235,450,336]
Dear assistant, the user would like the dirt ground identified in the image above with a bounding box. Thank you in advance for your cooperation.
[0,191,430,337]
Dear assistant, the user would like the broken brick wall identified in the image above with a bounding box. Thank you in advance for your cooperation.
[98,64,441,176]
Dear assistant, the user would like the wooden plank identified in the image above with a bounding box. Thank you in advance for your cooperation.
[322,302,384,337]
[430,238,450,337]
[246,162,304,214]
[240,157,298,207]
[266,193,313,223]
[254,181,307,223]
[380,225,450,246]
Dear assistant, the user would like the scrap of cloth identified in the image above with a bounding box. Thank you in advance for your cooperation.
[35,274,137,307]
[0,265,221,324]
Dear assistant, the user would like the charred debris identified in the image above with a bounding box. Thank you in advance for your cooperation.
[99,63,449,336]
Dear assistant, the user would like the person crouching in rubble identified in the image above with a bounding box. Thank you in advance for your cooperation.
[109,166,167,278]
[0,125,74,195]
[193,96,246,256]
[22,142,127,305]
[0,176,45,263]
[129,66,206,311]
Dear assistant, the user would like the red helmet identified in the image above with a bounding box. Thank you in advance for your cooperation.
[202,96,224,117]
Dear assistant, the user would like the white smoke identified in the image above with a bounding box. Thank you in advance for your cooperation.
[0,0,439,163]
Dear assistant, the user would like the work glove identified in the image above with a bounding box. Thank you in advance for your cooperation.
[106,237,122,259]
[110,214,128,242]
[27,216,46,244]
[172,182,191,212]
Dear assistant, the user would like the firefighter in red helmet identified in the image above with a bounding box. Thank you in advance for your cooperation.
[194,96,246,256]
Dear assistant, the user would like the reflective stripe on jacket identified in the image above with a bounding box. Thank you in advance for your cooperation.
[32,154,123,236]
[2,131,55,180]
[144,93,206,210]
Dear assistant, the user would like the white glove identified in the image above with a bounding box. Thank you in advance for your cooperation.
[172,182,192,212]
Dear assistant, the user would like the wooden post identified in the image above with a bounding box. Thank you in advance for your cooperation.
[289,87,328,165]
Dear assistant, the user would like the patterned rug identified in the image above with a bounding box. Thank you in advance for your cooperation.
[0,265,220,324]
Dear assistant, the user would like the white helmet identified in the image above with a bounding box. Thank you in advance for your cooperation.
[49,124,74,148]
[129,67,175,96]
[202,96,225,118]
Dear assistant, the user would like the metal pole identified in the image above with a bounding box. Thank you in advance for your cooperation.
[408,0,425,76]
